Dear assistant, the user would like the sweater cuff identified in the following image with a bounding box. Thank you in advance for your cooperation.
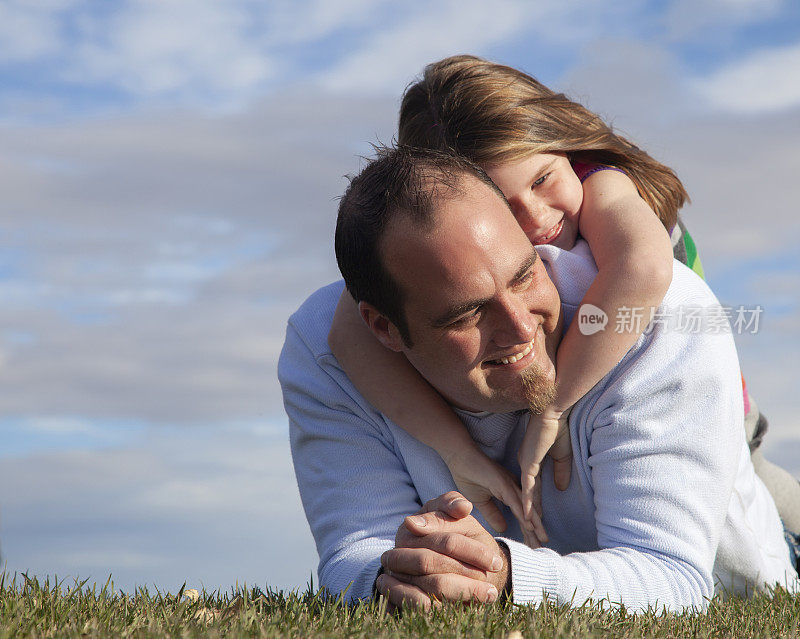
[498,537,560,605]
[372,565,385,599]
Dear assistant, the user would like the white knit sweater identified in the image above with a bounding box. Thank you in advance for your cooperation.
[279,241,798,612]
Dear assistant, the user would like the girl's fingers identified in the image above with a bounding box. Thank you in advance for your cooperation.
[549,415,574,491]
[474,499,507,533]
[553,456,573,491]
[520,462,541,520]
[527,507,548,545]
[522,526,541,549]
[550,436,573,491]
[492,476,527,532]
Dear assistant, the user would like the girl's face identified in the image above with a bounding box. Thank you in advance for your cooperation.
[485,152,583,251]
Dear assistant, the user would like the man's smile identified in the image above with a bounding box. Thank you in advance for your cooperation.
[484,335,537,368]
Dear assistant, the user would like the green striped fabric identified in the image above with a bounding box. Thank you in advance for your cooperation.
[671,215,705,279]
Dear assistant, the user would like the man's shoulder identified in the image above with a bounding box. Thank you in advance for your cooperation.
[572,252,740,418]
[538,241,723,332]
[279,280,403,448]
[624,260,734,369]
[664,259,719,307]
[279,279,385,428]
[536,240,597,309]
[284,280,345,359]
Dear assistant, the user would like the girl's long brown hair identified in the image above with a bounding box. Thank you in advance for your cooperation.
[399,55,687,229]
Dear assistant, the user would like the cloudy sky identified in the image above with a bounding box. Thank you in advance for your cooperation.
[1,0,798,594]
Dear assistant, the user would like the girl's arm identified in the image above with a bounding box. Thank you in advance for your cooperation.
[329,290,543,543]
[520,169,674,519]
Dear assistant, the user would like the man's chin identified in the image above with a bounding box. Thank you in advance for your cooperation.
[477,372,553,414]
[453,363,556,413]
[521,364,556,414]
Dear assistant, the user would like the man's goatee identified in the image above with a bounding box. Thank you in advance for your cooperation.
[520,364,556,414]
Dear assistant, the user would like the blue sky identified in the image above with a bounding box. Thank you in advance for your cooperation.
[1,0,799,594]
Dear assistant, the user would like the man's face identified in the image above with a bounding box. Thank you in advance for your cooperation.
[381,176,563,413]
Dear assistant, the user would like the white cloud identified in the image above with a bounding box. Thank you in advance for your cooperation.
[0,1,428,109]
[562,40,691,131]
[0,91,394,423]
[314,0,592,95]
[0,1,69,63]
[0,0,406,112]
[0,426,317,592]
[265,0,385,46]
[665,0,783,40]
[657,107,800,260]
[692,42,800,114]
[24,416,97,435]
[64,1,274,103]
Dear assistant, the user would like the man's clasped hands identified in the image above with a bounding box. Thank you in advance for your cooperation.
[376,491,511,610]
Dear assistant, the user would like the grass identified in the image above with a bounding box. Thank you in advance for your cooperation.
[1,572,800,638]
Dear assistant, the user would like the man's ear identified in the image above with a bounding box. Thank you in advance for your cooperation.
[358,301,406,352]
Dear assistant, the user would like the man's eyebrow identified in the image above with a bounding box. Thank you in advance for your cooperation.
[431,251,540,328]
[511,251,539,284]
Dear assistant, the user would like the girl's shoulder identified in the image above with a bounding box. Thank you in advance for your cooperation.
[570,161,627,184]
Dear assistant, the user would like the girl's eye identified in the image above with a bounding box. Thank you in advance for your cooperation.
[533,173,549,188]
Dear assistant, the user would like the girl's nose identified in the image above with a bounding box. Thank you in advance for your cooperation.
[508,196,546,233]
[509,198,525,219]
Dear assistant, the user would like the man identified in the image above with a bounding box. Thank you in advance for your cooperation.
[278,147,798,612]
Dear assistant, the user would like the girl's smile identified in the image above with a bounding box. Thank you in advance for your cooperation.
[485,152,584,251]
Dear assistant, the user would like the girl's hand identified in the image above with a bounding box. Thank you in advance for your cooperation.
[444,445,548,548]
[519,409,573,525]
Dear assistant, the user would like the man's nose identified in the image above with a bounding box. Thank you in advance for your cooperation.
[492,295,535,346]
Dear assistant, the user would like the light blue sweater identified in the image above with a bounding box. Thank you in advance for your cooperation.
[279,242,797,612]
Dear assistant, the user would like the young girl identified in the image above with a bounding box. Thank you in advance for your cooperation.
[330,55,793,543]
